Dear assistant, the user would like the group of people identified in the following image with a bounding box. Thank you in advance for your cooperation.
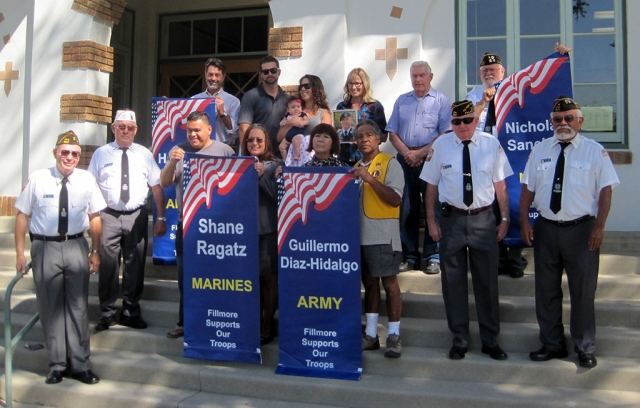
[14,50,618,385]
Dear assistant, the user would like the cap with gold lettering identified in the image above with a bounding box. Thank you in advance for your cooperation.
[451,100,475,117]
[553,95,581,112]
[56,130,80,146]
[480,53,502,67]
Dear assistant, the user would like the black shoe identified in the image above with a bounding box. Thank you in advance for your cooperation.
[498,266,509,275]
[481,345,508,360]
[71,370,100,384]
[45,370,64,384]
[119,314,147,329]
[578,352,597,368]
[449,345,468,360]
[95,316,116,332]
[398,261,416,272]
[509,269,524,278]
[529,346,568,361]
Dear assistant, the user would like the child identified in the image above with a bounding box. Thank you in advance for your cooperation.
[278,97,310,160]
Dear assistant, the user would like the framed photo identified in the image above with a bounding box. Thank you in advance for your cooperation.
[333,109,358,143]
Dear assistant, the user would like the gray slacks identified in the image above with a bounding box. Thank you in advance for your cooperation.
[439,210,501,348]
[31,238,91,373]
[98,207,148,319]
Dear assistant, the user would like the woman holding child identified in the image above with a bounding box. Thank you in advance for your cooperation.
[277,75,332,166]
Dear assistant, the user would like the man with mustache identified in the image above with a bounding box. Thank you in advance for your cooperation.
[520,96,619,368]
[193,58,240,150]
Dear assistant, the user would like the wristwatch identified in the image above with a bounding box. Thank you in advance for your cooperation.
[157,217,167,222]
[501,217,510,222]
[219,111,228,118]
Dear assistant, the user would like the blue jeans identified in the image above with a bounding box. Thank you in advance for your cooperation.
[397,154,439,266]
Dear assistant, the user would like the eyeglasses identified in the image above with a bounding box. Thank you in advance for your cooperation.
[60,150,80,159]
[451,117,475,126]
[551,115,575,124]
[261,67,279,75]
[298,83,312,90]
[117,124,137,131]
[348,82,363,87]
[246,138,265,144]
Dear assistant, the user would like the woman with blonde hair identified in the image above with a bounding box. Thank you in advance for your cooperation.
[336,68,388,165]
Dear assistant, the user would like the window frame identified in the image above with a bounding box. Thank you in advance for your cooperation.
[158,7,271,62]
[457,0,627,147]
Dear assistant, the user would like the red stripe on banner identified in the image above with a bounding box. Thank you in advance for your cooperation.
[495,56,567,133]
[277,172,353,251]
[152,99,213,156]
[183,157,253,234]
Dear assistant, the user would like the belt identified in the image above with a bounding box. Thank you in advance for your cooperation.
[104,206,142,216]
[450,204,492,215]
[32,232,84,242]
[542,215,594,227]
[409,145,427,151]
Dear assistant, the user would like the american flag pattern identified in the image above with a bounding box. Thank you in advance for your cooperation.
[495,56,568,133]
[277,171,353,251]
[151,99,213,157]
[182,156,254,234]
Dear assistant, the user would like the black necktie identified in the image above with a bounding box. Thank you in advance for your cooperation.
[58,178,69,236]
[121,147,130,204]
[462,140,473,207]
[484,81,500,132]
[550,142,570,214]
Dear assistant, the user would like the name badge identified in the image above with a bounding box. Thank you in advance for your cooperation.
[43,194,54,198]
[541,158,551,163]
[103,163,113,168]
[442,164,452,170]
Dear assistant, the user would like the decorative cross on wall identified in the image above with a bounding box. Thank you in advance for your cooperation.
[375,37,408,81]
[0,61,19,95]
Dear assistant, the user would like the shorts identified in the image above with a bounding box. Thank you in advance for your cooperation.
[361,244,401,278]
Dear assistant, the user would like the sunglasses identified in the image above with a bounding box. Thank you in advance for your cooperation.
[261,67,279,75]
[298,83,312,90]
[60,150,80,159]
[451,117,475,126]
[117,124,137,131]
[551,115,576,124]
[246,138,265,144]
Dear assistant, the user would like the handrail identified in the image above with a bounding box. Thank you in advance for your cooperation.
[4,263,39,408]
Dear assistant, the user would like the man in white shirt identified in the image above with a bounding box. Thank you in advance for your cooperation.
[88,110,167,332]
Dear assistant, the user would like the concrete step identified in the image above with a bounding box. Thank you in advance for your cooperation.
[4,310,640,360]
[398,271,640,299]
[1,370,335,408]
[3,346,640,408]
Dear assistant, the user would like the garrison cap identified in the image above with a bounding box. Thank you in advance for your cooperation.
[480,53,502,66]
[553,96,581,112]
[56,130,80,146]
[451,100,475,117]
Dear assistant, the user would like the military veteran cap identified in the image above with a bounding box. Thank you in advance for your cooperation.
[114,109,137,123]
[553,95,581,112]
[451,100,475,117]
[340,111,352,120]
[480,53,502,66]
[56,130,80,146]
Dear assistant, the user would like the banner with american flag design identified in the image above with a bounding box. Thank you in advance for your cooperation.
[182,154,261,364]
[494,52,572,245]
[276,167,362,380]
[150,97,217,264]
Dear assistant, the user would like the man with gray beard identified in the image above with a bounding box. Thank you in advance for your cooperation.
[520,96,619,369]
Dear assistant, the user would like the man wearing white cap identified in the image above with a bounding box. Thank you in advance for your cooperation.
[88,109,167,332]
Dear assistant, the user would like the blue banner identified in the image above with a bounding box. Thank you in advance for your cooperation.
[495,52,572,245]
[182,154,261,364]
[276,167,362,380]
[151,97,218,264]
